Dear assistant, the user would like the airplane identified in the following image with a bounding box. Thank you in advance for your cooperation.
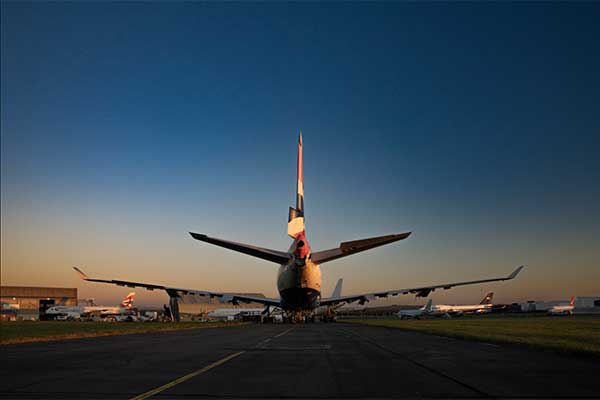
[208,280,344,323]
[432,292,495,316]
[398,299,435,319]
[45,293,136,320]
[548,296,575,315]
[313,278,345,322]
[207,307,266,320]
[73,133,524,322]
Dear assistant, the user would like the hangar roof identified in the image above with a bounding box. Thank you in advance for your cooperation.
[1,286,77,299]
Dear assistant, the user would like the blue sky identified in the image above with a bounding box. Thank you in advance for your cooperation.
[2,2,599,305]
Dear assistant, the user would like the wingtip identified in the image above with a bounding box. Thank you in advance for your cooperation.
[73,266,88,280]
[189,232,207,240]
[508,265,524,279]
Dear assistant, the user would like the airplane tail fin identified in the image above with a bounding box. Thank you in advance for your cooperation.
[288,132,305,238]
[331,278,343,298]
[480,292,494,305]
[424,298,433,312]
[569,296,575,306]
[122,292,135,309]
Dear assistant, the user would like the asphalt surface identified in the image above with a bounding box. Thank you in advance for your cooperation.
[1,323,599,399]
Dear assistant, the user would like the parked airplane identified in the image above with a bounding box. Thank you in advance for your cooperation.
[398,299,434,319]
[73,133,524,322]
[548,296,575,315]
[45,293,136,320]
[314,278,345,322]
[207,308,265,320]
[433,292,495,316]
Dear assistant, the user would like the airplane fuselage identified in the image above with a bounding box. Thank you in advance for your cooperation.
[434,304,492,314]
[548,305,574,315]
[398,309,425,318]
[277,257,322,311]
[73,134,524,323]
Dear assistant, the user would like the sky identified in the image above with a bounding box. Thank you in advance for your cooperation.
[2,2,599,307]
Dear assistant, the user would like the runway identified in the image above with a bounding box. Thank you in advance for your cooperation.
[1,323,598,399]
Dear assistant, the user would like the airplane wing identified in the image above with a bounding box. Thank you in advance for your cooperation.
[72,267,281,307]
[189,232,291,265]
[319,266,524,306]
[311,232,412,265]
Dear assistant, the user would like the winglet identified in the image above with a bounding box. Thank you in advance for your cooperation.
[507,265,524,280]
[73,267,89,280]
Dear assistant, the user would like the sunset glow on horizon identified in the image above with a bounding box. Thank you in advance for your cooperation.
[2,2,599,307]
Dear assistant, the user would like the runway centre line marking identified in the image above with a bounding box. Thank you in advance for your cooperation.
[481,342,500,348]
[129,350,245,400]
[274,326,295,338]
[255,337,272,349]
[131,327,295,399]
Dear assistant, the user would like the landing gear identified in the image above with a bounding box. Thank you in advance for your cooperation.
[282,313,300,324]
[320,307,337,323]
[304,315,316,323]
[280,311,316,324]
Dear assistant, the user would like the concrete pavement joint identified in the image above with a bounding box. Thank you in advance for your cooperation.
[340,326,493,399]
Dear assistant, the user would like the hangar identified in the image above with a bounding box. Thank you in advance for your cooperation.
[0,286,77,321]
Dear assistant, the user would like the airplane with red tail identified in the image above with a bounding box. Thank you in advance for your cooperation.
[74,133,524,322]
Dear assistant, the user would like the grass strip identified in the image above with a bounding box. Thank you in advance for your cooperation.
[343,316,600,356]
[0,321,248,345]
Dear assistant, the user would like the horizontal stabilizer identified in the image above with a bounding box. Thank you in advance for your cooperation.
[311,232,411,265]
[189,232,290,265]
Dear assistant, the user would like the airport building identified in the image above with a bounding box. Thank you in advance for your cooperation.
[1,286,78,321]
[521,296,600,313]
[575,296,600,308]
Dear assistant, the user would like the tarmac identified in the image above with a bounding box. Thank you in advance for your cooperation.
[1,323,599,399]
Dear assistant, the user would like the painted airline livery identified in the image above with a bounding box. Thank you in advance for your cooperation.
[398,299,434,319]
[433,292,495,316]
[399,293,495,319]
[74,133,524,322]
[207,308,265,320]
[45,293,136,320]
[548,296,575,315]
